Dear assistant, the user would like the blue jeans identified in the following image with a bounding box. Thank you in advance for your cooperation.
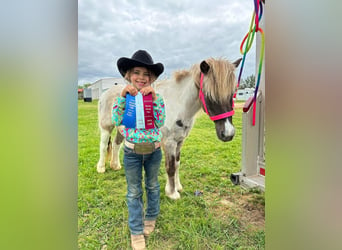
[123,146,162,235]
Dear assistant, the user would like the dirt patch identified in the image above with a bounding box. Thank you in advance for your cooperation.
[234,102,245,109]
[213,192,265,231]
[235,193,265,229]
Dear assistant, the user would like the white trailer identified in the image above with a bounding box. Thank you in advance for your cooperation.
[236,88,255,101]
[230,4,265,191]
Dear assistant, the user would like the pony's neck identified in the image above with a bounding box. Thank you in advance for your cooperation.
[173,77,201,121]
[157,76,202,127]
[182,82,202,119]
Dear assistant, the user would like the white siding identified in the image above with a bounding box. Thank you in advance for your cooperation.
[88,78,126,100]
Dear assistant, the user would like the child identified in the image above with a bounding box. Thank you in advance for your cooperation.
[112,50,165,250]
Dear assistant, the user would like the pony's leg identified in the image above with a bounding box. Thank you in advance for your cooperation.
[96,128,111,173]
[174,141,184,192]
[164,140,181,200]
[110,131,124,170]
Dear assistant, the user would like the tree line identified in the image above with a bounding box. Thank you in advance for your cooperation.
[238,74,255,89]
[78,83,92,89]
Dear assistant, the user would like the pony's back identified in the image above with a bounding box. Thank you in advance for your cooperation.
[98,84,125,131]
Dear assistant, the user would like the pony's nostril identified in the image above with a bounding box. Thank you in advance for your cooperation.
[224,136,234,142]
[219,130,234,141]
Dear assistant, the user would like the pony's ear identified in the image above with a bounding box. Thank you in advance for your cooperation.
[200,60,210,74]
[233,58,242,68]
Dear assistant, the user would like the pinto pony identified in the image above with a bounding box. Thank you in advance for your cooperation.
[96,57,242,200]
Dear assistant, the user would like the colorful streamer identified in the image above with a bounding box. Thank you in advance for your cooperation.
[236,0,265,126]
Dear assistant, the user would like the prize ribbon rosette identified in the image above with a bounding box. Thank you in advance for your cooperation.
[122,93,154,129]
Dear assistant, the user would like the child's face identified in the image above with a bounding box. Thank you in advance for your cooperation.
[129,67,152,90]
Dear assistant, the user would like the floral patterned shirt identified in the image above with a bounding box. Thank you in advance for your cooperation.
[112,93,165,143]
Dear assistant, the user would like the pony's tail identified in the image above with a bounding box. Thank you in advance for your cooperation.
[106,136,112,162]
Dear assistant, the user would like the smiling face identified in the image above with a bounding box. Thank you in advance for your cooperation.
[127,67,152,90]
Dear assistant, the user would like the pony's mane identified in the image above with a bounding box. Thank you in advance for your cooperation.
[173,69,191,83]
[191,58,237,102]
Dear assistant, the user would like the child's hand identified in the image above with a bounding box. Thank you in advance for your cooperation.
[140,86,157,101]
[121,85,138,97]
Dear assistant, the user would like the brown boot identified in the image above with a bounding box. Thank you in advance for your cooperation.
[131,234,145,250]
[143,220,156,237]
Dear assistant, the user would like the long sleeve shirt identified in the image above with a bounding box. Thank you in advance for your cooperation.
[112,93,165,143]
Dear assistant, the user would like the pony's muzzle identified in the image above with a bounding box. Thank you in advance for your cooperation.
[216,119,235,142]
[219,134,234,142]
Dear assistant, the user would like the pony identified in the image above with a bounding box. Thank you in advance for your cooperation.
[96,57,242,200]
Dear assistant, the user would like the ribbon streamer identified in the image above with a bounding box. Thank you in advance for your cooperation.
[236,0,265,126]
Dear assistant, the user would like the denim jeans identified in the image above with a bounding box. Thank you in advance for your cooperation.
[123,146,162,235]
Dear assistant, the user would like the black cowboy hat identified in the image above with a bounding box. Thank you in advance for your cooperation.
[117,50,164,78]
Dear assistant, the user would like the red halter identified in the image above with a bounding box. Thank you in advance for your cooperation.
[198,73,235,121]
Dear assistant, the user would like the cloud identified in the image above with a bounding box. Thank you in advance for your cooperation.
[78,0,257,85]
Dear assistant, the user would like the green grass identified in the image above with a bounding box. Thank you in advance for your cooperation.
[78,100,265,249]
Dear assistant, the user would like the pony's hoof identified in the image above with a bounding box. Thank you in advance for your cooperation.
[176,184,183,192]
[96,164,106,173]
[166,191,181,200]
[110,162,122,171]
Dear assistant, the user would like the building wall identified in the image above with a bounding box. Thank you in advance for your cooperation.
[88,78,126,100]
[78,90,84,99]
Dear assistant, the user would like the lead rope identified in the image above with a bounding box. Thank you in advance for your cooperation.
[237,0,265,125]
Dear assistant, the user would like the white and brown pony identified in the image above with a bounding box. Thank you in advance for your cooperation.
[96,57,242,200]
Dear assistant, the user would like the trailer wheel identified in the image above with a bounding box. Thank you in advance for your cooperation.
[230,173,240,185]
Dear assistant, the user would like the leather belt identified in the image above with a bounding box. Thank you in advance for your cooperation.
[125,140,160,150]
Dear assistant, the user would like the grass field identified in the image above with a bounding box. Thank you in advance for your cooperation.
[78,100,265,249]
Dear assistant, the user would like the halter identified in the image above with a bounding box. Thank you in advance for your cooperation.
[198,72,235,121]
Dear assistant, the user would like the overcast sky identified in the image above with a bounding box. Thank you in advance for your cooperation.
[78,0,257,86]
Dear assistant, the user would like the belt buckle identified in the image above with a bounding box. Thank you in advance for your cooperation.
[134,142,154,155]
